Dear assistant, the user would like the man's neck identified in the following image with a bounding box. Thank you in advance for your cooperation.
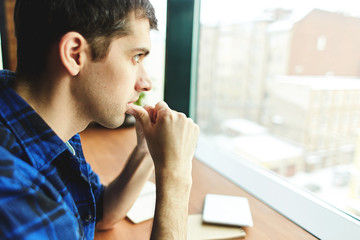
[12,74,89,142]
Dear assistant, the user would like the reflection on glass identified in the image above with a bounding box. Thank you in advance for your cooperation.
[197,0,360,219]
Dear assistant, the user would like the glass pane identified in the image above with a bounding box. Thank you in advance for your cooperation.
[142,0,167,105]
[197,0,360,220]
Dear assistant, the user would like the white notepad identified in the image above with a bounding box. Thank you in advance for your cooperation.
[126,181,156,224]
[202,194,253,227]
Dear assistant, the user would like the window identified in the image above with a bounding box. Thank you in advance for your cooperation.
[193,0,360,239]
[142,0,167,105]
[317,35,327,51]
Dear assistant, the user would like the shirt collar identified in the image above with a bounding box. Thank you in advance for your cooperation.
[0,70,74,169]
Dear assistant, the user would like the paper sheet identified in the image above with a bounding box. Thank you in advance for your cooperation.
[203,194,253,227]
[126,181,156,224]
[187,214,246,240]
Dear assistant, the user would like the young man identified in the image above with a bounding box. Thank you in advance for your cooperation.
[0,0,199,239]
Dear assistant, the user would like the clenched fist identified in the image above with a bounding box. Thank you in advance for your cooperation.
[126,101,199,179]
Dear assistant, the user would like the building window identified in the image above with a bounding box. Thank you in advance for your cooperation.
[317,35,327,51]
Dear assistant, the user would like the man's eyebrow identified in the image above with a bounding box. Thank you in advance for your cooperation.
[132,48,150,56]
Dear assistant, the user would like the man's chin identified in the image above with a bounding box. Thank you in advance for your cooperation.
[96,117,126,129]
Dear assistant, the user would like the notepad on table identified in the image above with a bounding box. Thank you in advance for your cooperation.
[126,181,156,224]
[202,194,253,227]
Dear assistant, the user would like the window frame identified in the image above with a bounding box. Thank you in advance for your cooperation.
[0,0,7,70]
[196,136,360,240]
[164,0,360,239]
[164,0,200,118]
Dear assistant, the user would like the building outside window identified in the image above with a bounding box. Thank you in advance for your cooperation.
[196,0,360,237]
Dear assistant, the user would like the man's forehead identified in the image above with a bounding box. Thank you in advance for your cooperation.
[129,18,151,36]
[124,18,152,48]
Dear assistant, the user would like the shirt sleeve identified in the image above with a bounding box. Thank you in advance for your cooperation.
[0,147,82,240]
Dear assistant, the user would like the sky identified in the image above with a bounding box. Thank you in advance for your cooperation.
[200,0,360,25]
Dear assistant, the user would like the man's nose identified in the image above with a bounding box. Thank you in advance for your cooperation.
[135,65,152,92]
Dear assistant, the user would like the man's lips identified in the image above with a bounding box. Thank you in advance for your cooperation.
[127,99,138,107]
[127,102,135,107]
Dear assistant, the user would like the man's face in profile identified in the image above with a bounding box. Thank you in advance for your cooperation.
[74,14,153,128]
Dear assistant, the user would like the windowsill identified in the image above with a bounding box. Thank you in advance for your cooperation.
[196,134,360,240]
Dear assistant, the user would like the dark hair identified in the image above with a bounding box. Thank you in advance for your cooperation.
[14,0,158,77]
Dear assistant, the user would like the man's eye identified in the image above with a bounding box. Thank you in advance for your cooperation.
[133,54,143,64]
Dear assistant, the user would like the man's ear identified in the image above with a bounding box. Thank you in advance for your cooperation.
[59,32,88,76]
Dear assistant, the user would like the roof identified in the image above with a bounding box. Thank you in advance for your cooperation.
[232,134,303,162]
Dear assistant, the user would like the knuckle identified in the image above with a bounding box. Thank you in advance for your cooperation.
[162,108,172,116]
[157,108,172,122]
[156,101,169,110]
[187,117,194,123]
[195,124,200,134]
[178,112,187,119]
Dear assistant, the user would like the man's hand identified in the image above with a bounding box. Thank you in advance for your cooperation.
[127,101,199,178]
[126,101,200,239]
[134,116,148,152]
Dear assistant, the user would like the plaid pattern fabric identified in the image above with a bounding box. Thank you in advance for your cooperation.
[0,70,104,239]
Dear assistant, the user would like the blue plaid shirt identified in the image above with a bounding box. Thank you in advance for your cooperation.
[0,70,104,239]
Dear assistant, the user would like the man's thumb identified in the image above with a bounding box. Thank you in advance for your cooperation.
[126,105,150,126]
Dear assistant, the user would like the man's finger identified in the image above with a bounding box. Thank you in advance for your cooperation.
[126,105,151,127]
[144,105,156,123]
[155,101,169,111]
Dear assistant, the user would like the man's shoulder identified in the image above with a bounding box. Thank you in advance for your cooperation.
[0,145,60,203]
[0,145,35,185]
[0,121,22,157]
[0,69,15,85]
[0,124,42,188]
[0,146,82,240]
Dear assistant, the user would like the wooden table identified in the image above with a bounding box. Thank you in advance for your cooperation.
[80,126,318,240]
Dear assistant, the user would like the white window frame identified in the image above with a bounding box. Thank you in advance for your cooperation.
[196,135,360,240]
